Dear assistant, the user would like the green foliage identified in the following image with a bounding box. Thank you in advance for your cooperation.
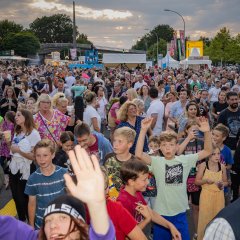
[132,24,174,51]
[29,14,78,43]
[2,32,40,57]
[77,33,92,45]
[0,20,23,49]
[147,39,167,60]
[204,27,240,64]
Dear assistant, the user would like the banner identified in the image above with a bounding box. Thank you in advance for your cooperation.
[85,49,98,64]
[186,41,203,58]
[70,48,77,60]
[173,31,178,59]
[179,30,185,58]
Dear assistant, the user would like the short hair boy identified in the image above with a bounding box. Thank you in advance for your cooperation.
[135,117,212,240]
[213,123,234,205]
[104,127,136,199]
[118,160,181,239]
[24,139,67,229]
[74,122,113,165]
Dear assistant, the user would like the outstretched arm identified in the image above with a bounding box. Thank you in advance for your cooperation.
[197,117,212,161]
[135,118,153,165]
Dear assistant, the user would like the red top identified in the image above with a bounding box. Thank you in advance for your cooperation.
[117,188,147,223]
[107,199,137,240]
[88,135,98,155]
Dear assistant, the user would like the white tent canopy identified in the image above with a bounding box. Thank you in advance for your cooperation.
[102,53,146,67]
[180,57,212,69]
[161,52,180,69]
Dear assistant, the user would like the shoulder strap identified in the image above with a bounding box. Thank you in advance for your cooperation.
[39,113,58,144]
[218,162,221,172]
[206,161,209,170]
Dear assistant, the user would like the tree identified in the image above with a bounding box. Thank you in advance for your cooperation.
[29,14,78,43]
[204,27,239,64]
[2,32,40,57]
[147,39,167,60]
[132,24,174,51]
[76,34,92,45]
[0,20,23,49]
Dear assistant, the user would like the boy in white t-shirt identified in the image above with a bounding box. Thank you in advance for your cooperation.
[136,117,212,240]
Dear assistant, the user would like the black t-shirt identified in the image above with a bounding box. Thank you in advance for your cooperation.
[213,101,228,114]
[0,98,18,117]
[218,108,240,150]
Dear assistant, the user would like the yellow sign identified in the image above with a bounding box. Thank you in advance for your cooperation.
[186,41,203,58]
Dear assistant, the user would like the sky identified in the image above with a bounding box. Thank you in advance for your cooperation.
[1,0,239,49]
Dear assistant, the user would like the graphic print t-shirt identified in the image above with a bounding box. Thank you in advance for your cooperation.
[150,153,198,216]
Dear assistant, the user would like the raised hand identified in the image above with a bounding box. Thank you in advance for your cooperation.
[198,117,210,133]
[64,145,105,204]
[141,117,153,131]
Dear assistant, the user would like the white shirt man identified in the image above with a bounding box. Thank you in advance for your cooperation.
[146,88,164,135]
[65,73,76,88]
[209,80,221,103]
[134,75,147,90]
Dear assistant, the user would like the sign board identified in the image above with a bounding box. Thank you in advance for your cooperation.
[186,41,203,58]
[85,49,98,64]
[0,50,14,56]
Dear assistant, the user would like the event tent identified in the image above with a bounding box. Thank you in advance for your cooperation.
[180,57,212,69]
[161,52,180,69]
[102,53,146,68]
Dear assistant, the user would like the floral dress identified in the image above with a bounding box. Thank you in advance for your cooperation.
[34,109,70,142]
[0,121,14,158]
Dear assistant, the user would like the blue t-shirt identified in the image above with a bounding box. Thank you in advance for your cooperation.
[25,165,67,229]
[221,145,234,165]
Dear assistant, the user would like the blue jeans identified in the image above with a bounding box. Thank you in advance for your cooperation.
[153,212,190,240]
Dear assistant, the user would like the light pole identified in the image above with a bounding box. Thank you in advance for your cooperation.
[145,28,158,64]
[164,9,185,59]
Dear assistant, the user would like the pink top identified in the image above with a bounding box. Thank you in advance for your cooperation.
[0,121,14,157]
[34,109,70,142]
[110,102,120,119]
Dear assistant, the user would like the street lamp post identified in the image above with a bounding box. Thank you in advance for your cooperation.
[164,9,185,59]
[144,29,159,64]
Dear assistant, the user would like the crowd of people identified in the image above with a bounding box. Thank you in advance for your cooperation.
[0,63,240,240]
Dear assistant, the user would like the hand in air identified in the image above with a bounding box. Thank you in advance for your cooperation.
[64,145,105,204]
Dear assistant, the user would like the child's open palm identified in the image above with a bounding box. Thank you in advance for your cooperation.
[64,145,105,204]
[198,117,210,133]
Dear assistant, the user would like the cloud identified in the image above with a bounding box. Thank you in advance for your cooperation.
[0,0,239,48]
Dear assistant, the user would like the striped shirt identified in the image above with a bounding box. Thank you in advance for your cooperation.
[25,166,67,229]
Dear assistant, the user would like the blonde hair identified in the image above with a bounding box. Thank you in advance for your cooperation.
[113,127,136,143]
[36,94,52,111]
[56,97,69,106]
[51,92,65,107]
[34,139,56,154]
[159,131,178,144]
[214,123,229,138]
[132,99,144,112]
[84,91,96,104]
[117,101,137,122]
[126,88,138,101]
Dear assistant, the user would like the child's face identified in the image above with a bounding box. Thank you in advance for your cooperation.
[212,130,225,145]
[113,135,132,155]
[209,148,221,163]
[160,139,178,159]
[148,141,159,152]
[61,140,74,152]
[35,147,55,169]
[131,172,149,192]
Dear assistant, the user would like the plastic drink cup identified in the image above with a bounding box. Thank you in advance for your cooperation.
[3,130,11,142]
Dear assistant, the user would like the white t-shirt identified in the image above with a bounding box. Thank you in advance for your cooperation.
[9,129,41,180]
[65,76,76,88]
[147,99,164,135]
[209,87,221,102]
[134,81,147,90]
[83,105,101,131]
[97,97,108,120]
